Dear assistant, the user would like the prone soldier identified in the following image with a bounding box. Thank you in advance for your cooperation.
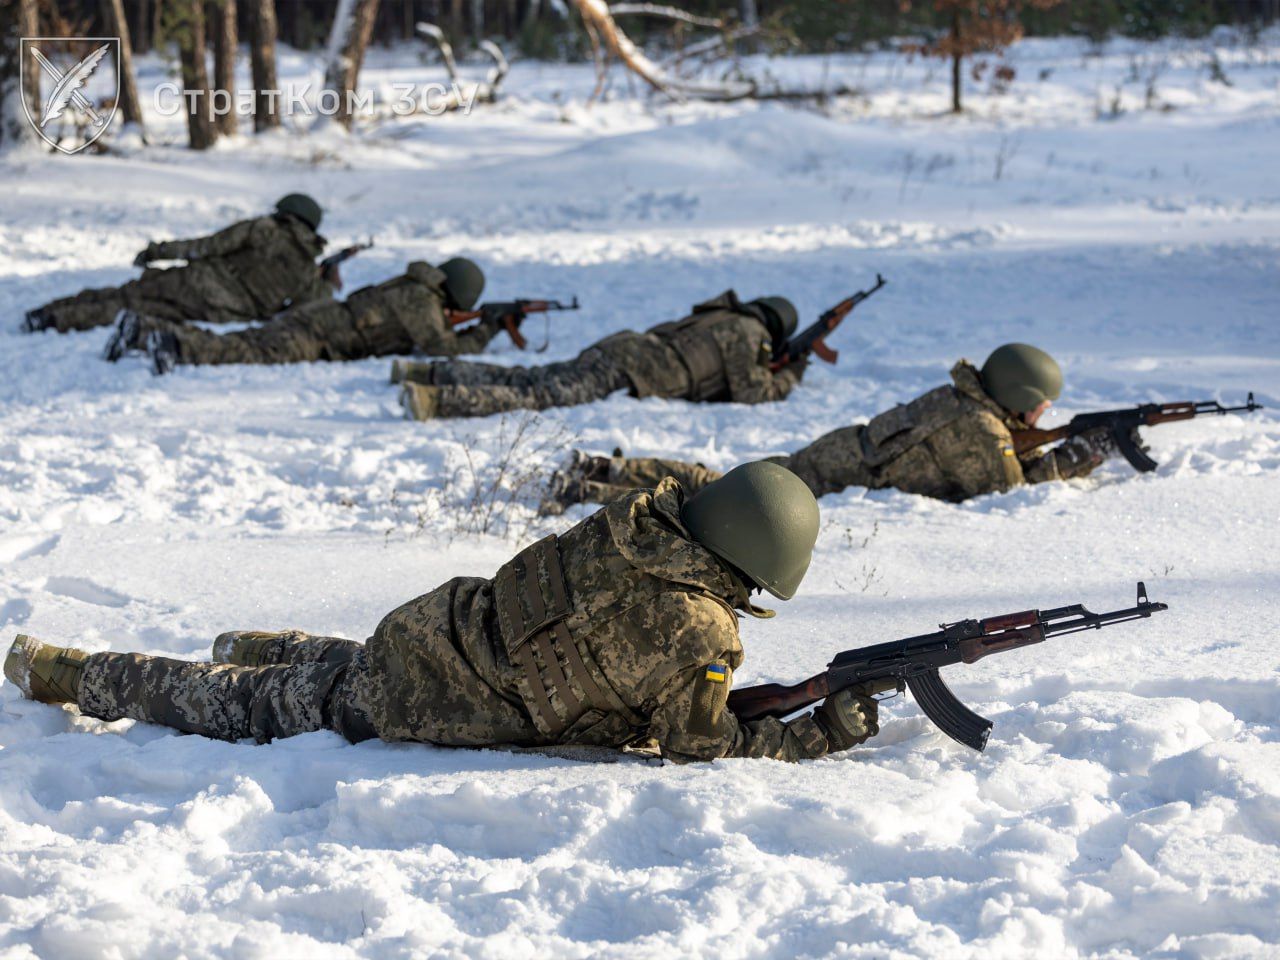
[104,258,500,373]
[4,463,880,763]
[542,343,1113,512]
[24,194,333,334]
[393,291,806,420]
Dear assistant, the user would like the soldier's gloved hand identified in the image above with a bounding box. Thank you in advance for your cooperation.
[1052,427,1118,479]
[1079,427,1120,460]
[814,685,879,753]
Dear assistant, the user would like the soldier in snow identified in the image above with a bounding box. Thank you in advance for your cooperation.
[541,344,1115,513]
[104,258,500,373]
[3,462,880,763]
[24,194,333,334]
[392,292,806,420]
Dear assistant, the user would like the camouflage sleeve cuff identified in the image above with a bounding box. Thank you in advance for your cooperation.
[1020,451,1060,485]
[790,713,831,759]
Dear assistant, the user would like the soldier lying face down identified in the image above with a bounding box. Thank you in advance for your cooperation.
[542,343,1116,513]
[24,194,332,334]
[103,258,497,374]
[392,292,806,420]
[4,463,879,763]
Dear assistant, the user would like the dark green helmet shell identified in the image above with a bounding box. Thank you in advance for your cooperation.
[980,343,1063,414]
[751,296,799,342]
[275,193,323,232]
[439,257,485,310]
[681,460,819,601]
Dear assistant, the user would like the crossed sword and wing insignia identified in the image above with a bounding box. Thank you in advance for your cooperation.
[30,43,110,129]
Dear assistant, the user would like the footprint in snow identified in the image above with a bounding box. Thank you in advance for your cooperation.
[42,576,130,608]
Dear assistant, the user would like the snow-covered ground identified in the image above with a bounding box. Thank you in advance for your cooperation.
[1,32,1278,959]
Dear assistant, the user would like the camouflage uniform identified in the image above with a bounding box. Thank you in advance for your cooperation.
[140,262,500,367]
[33,215,331,333]
[76,479,833,762]
[396,290,805,419]
[563,362,1099,507]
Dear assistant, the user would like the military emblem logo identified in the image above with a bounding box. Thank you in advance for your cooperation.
[20,37,120,155]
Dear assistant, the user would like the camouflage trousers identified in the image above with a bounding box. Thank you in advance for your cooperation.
[584,456,727,505]
[394,350,631,418]
[35,264,261,333]
[77,634,378,744]
[155,305,413,367]
[577,427,879,507]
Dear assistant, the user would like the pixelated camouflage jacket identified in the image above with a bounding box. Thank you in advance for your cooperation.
[363,477,831,762]
[782,360,1036,502]
[139,214,331,316]
[342,261,498,355]
[587,290,804,404]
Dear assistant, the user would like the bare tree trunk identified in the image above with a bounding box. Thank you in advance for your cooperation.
[101,0,146,131]
[132,0,149,53]
[521,0,542,32]
[18,0,38,124]
[172,0,218,149]
[210,0,238,135]
[322,0,380,130]
[0,0,39,146]
[152,0,163,58]
[470,0,484,38]
[247,0,280,131]
[950,11,962,113]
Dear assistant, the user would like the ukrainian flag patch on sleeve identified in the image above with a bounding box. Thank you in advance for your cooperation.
[1002,445,1015,457]
[704,663,728,683]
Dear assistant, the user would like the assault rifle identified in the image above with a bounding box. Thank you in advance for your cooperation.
[319,240,374,291]
[728,582,1168,751]
[770,274,886,371]
[1012,394,1262,472]
[448,297,580,351]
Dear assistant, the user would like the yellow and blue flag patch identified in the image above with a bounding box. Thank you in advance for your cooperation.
[704,663,728,684]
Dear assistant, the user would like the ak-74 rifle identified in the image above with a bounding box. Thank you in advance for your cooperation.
[770,274,887,372]
[1012,394,1263,473]
[728,582,1168,752]
[319,240,374,291]
[448,297,580,351]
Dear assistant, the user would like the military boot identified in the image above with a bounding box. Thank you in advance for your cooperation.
[146,329,180,376]
[103,309,147,361]
[3,635,90,704]
[538,450,614,516]
[400,383,441,421]
[22,308,50,333]
[212,630,289,667]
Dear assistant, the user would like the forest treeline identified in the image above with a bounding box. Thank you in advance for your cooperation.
[19,0,1280,59]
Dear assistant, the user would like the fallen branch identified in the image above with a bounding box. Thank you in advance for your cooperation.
[661,24,760,70]
[567,0,846,103]
[416,22,460,83]
[609,4,724,28]
[413,23,509,110]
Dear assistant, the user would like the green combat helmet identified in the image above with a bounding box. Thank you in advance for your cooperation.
[440,257,485,310]
[681,460,820,601]
[275,193,323,232]
[980,343,1063,415]
[751,296,799,343]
